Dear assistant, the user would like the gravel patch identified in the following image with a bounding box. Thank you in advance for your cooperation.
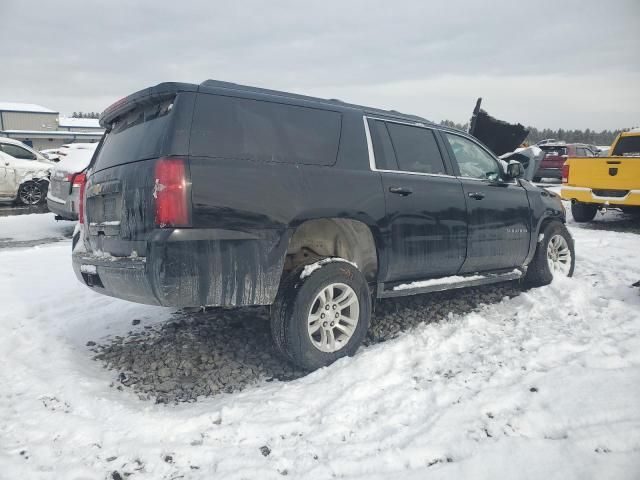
[91,282,522,403]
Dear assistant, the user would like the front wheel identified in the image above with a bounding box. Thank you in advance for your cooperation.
[270,259,371,371]
[524,221,575,287]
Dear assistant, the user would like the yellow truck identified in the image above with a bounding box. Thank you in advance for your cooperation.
[561,130,640,222]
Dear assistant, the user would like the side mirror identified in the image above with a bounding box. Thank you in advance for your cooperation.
[506,160,525,179]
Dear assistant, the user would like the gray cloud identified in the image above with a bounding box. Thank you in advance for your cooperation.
[1,0,638,130]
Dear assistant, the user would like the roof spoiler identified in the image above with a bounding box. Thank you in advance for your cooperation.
[99,82,198,128]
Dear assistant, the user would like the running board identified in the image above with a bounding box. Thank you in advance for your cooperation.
[377,269,524,299]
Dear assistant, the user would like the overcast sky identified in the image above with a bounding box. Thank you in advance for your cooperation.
[1,0,638,130]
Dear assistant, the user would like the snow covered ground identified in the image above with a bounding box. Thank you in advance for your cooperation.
[1,209,639,479]
[0,212,75,247]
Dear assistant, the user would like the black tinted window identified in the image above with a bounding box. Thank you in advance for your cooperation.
[612,136,640,156]
[190,94,341,166]
[368,119,397,170]
[94,98,174,171]
[385,123,446,174]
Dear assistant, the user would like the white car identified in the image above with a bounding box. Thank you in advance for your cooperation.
[46,144,98,220]
[0,150,52,205]
[0,136,56,164]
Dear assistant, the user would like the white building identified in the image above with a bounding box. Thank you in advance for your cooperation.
[0,102,104,151]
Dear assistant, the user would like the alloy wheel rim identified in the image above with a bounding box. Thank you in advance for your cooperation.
[546,234,571,276]
[20,184,42,205]
[307,283,359,353]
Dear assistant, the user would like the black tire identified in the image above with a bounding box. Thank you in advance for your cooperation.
[524,221,575,287]
[571,203,597,223]
[17,181,47,205]
[270,259,371,371]
[533,176,542,183]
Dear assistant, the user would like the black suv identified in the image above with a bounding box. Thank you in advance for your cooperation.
[73,80,575,370]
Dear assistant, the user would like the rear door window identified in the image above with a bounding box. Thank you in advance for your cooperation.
[385,123,446,175]
[190,94,342,166]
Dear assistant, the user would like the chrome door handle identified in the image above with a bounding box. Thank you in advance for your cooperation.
[389,186,413,196]
[468,192,485,200]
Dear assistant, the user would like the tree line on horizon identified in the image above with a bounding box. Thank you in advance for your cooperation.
[439,119,630,146]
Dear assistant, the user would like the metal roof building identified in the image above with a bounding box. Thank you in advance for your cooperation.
[0,102,104,150]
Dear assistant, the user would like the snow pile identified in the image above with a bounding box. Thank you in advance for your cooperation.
[0,216,639,478]
[52,144,98,175]
[300,257,358,279]
[394,274,485,290]
[0,102,56,113]
[58,117,102,129]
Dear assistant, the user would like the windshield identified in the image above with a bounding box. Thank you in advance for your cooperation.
[612,136,640,157]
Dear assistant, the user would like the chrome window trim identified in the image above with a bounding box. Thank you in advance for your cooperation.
[362,115,456,179]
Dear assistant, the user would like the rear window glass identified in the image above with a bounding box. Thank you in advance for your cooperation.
[385,123,446,174]
[540,145,567,156]
[190,94,341,166]
[93,98,174,171]
[612,136,640,156]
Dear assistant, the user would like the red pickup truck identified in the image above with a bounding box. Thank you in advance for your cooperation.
[533,143,598,182]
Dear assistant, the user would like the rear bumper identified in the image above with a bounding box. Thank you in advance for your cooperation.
[561,186,640,207]
[72,227,289,307]
[47,196,78,220]
[535,167,562,179]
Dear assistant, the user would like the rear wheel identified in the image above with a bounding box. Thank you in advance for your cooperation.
[270,259,370,371]
[533,176,542,183]
[524,221,575,287]
[571,202,597,223]
[17,181,47,205]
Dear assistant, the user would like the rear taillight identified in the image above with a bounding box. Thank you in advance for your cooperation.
[79,178,87,224]
[154,157,189,227]
[562,163,570,184]
[72,173,86,188]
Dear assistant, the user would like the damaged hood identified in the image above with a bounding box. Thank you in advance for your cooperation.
[469,99,529,156]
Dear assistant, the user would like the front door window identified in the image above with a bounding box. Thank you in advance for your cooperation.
[444,133,500,181]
